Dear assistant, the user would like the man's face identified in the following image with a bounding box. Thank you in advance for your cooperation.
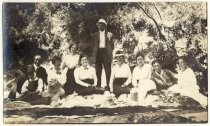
[153,62,161,72]
[28,72,35,79]
[97,23,106,31]
[34,55,41,66]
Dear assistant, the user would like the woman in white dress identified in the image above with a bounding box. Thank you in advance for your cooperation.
[109,51,132,97]
[48,56,68,87]
[132,52,156,102]
[168,56,207,108]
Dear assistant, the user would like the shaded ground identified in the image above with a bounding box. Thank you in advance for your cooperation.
[4,106,208,124]
[3,91,208,124]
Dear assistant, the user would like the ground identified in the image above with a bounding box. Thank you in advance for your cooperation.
[3,93,208,124]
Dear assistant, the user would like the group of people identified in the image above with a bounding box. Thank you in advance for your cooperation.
[6,19,207,108]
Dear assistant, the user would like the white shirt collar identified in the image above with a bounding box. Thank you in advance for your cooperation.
[81,65,90,70]
[33,64,39,70]
[100,30,105,33]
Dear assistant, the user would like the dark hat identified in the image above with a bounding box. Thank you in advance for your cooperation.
[114,50,125,58]
[26,65,35,73]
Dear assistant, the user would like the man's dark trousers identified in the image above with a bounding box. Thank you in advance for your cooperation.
[95,48,111,89]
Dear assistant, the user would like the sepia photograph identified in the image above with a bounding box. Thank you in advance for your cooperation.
[2,1,208,124]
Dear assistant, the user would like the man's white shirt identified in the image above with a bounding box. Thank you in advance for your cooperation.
[99,31,105,48]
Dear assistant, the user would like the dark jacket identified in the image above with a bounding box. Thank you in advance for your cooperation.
[36,66,48,86]
[151,69,177,90]
[92,31,114,64]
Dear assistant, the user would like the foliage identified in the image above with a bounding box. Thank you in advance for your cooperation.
[3,2,207,73]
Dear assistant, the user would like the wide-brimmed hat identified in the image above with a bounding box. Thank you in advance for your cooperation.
[114,50,125,58]
[97,19,107,26]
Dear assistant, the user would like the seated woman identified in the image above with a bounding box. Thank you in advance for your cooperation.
[168,56,207,108]
[48,56,68,87]
[109,50,132,97]
[17,65,50,105]
[132,52,156,102]
[74,54,104,96]
[62,43,80,95]
[151,60,177,91]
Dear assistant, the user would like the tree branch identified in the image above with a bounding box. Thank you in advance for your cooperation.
[153,3,162,21]
[137,3,166,41]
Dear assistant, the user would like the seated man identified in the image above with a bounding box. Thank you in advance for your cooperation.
[151,60,177,91]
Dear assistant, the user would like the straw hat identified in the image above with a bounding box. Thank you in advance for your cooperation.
[97,19,107,26]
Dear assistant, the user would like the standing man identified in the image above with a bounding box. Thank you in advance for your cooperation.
[92,19,114,91]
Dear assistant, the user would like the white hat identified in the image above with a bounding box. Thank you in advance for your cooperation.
[97,19,107,26]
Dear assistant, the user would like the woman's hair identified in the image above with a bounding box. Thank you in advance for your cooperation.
[78,54,88,65]
[115,50,124,55]
[178,56,189,66]
[52,56,62,65]
[69,43,77,50]
[136,52,145,60]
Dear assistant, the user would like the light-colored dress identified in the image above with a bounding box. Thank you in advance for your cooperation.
[132,64,156,102]
[168,67,207,107]
[48,67,68,87]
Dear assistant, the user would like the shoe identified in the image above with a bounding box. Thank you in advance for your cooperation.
[104,86,110,91]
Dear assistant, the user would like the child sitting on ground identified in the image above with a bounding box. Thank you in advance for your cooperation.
[17,65,50,105]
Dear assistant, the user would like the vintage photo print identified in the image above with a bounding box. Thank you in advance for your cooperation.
[2,1,208,124]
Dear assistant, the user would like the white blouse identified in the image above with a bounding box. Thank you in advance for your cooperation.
[48,68,68,86]
[177,68,198,89]
[111,63,131,78]
[132,64,152,86]
[74,66,97,87]
[62,53,79,69]
[99,31,105,48]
